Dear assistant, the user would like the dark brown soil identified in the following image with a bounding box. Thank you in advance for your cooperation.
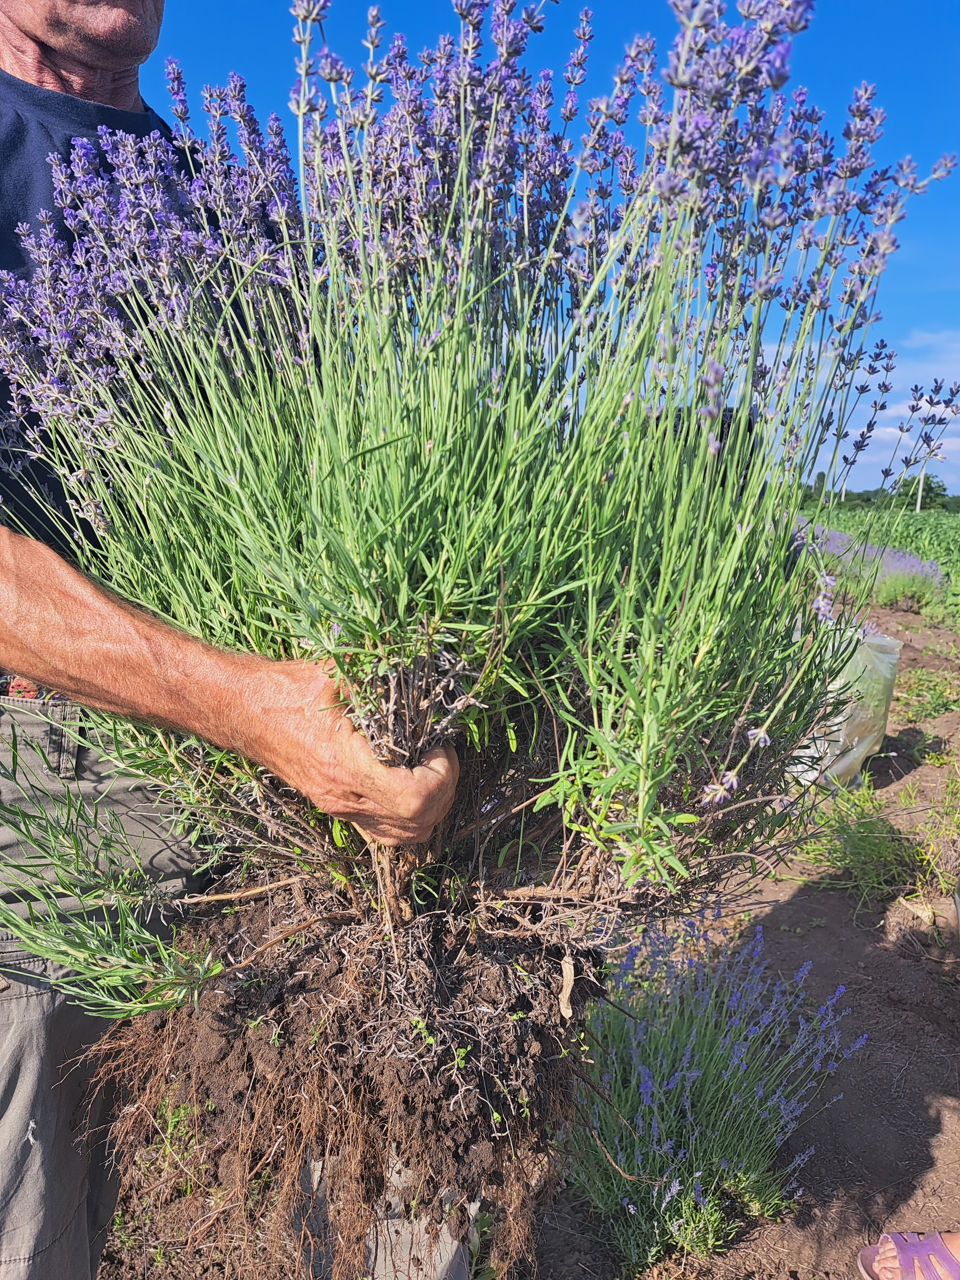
[95,892,597,1280]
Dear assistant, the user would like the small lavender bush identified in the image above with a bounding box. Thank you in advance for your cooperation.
[569,914,864,1270]
[872,571,942,611]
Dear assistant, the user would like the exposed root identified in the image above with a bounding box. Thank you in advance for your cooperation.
[94,893,599,1278]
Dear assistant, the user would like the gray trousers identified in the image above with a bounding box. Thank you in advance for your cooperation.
[0,698,473,1280]
[0,696,194,1280]
[0,957,114,1280]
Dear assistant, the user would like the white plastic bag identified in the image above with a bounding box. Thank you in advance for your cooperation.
[792,629,902,788]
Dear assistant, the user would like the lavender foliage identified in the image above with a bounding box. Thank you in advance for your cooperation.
[569,912,864,1267]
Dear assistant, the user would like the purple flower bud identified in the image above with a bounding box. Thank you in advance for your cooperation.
[290,0,331,20]
[164,59,190,126]
[316,47,350,83]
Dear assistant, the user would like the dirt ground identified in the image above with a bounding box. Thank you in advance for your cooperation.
[99,604,960,1280]
[534,604,960,1280]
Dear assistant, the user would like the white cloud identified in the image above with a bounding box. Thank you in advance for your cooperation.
[899,328,960,363]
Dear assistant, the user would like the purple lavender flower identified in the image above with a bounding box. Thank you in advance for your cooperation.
[811,569,836,622]
[572,912,864,1265]
[164,58,190,127]
[700,772,737,805]
[291,0,331,19]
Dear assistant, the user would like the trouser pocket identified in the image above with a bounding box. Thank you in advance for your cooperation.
[0,696,81,783]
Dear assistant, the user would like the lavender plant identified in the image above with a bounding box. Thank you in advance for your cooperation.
[569,913,865,1268]
[802,522,948,618]
[1,0,950,966]
[0,1,951,1271]
[823,509,960,622]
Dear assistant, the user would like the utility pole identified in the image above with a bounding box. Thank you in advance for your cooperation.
[916,460,926,514]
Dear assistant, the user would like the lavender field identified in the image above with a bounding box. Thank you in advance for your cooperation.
[804,511,960,620]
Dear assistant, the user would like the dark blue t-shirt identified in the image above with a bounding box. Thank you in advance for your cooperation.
[0,68,168,548]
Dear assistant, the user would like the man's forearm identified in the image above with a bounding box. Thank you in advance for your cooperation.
[0,526,459,843]
[0,524,264,746]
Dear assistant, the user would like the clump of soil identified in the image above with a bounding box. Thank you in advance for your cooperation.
[95,881,599,1279]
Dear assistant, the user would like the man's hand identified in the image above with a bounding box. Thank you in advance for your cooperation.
[0,527,459,844]
[238,662,459,847]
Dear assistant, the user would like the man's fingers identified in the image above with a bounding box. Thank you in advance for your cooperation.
[413,744,460,790]
[347,744,459,846]
[406,744,459,830]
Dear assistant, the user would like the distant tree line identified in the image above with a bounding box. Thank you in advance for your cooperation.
[805,471,960,513]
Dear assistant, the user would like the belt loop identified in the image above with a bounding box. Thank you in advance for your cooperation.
[51,700,83,781]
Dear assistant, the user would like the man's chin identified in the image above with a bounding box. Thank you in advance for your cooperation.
[52,2,163,69]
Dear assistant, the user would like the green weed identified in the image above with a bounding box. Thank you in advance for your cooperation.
[797,781,932,909]
[896,669,960,723]
[469,1210,498,1280]
[906,732,952,767]
[157,1097,193,1143]
[110,1208,136,1251]
[922,641,960,663]
[145,1096,207,1197]
[410,1017,435,1048]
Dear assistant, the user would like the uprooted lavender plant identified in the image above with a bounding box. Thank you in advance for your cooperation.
[0,0,953,1274]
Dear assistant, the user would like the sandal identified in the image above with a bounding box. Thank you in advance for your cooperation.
[858,1232,960,1280]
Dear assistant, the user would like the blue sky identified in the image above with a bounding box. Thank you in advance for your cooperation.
[141,1,960,492]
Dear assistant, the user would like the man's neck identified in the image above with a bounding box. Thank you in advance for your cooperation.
[0,28,143,112]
